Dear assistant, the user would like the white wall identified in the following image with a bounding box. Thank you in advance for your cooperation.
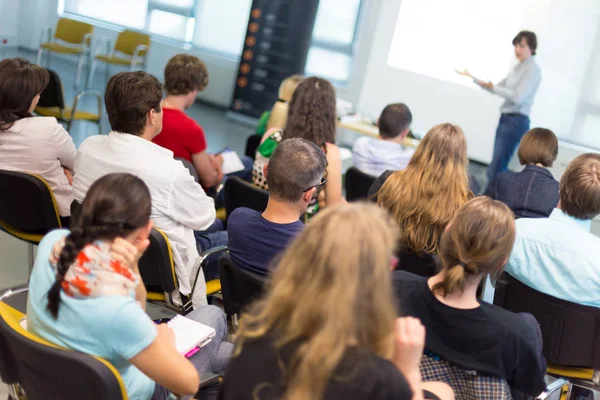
[16,0,380,108]
[0,0,20,47]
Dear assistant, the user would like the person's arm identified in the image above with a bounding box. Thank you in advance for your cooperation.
[260,127,280,145]
[490,64,541,105]
[52,123,77,170]
[130,324,200,396]
[324,144,346,206]
[191,151,221,188]
[169,168,216,231]
[109,237,150,311]
[394,317,426,400]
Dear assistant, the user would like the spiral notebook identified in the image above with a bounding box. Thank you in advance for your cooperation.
[167,315,216,357]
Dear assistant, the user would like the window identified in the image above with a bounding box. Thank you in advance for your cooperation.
[305,0,363,84]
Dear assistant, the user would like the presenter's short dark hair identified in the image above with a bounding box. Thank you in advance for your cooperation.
[513,31,537,55]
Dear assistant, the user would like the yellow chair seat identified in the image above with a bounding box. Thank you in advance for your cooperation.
[0,221,45,244]
[96,54,143,66]
[216,208,226,221]
[206,279,221,295]
[35,106,100,122]
[40,42,84,55]
[547,365,595,380]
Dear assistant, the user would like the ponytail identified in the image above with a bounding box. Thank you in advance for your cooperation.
[431,262,475,296]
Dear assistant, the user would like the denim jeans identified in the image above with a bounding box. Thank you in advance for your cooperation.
[151,305,234,400]
[487,113,530,184]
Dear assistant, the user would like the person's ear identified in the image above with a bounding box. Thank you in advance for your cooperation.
[303,188,316,203]
[400,128,410,138]
[137,220,153,242]
[263,163,269,179]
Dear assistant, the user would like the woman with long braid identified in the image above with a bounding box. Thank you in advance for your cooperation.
[27,173,232,400]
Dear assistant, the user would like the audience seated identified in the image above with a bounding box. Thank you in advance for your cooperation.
[485,127,559,218]
[152,54,252,190]
[373,123,472,277]
[506,153,600,307]
[27,173,232,400]
[352,103,415,177]
[254,74,303,136]
[393,197,547,398]
[228,138,327,275]
[0,58,76,220]
[72,71,225,308]
[221,203,453,400]
[253,77,345,217]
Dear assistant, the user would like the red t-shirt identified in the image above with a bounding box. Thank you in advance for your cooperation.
[152,108,207,162]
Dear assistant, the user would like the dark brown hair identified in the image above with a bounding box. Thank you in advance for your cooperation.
[283,77,337,149]
[105,71,162,135]
[47,173,151,318]
[559,153,600,220]
[164,54,209,95]
[517,128,558,167]
[0,58,49,131]
[513,31,537,55]
[267,138,327,203]
[379,103,412,139]
[433,197,515,296]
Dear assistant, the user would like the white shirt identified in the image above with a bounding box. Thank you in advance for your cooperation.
[72,132,216,296]
[352,136,415,177]
[0,117,76,216]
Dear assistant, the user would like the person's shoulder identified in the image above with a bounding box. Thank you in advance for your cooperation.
[479,303,540,343]
[349,350,411,399]
[352,136,370,150]
[228,208,261,227]
[26,116,62,128]
[78,133,106,150]
[38,229,70,251]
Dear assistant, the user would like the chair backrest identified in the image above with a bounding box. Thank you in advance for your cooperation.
[245,134,262,160]
[175,157,199,183]
[36,68,65,109]
[115,30,151,57]
[54,17,93,45]
[345,167,376,202]
[0,302,127,399]
[218,253,266,318]
[224,176,269,220]
[420,354,512,400]
[138,228,178,294]
[0,170,61,238]
[494,272,600,369]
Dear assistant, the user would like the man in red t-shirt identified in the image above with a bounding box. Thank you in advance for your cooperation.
[153,54,224,189]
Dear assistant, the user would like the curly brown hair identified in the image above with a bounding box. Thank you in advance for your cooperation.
[164,54,209,95]
[283,77,337,149]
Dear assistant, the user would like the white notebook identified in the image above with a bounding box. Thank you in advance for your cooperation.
[167,315,216,356]
[221,151,245,175]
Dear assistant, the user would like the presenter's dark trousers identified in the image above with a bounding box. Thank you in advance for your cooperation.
[486,113,530,184]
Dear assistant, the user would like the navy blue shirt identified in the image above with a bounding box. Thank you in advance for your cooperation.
[485,165,559,219]
[227,208,304,275]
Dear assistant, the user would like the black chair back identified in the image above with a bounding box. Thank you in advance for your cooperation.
[0,170,61,237]
[0,302,126,399]
[224,176,269,220]
[345,167,376,202]
[494,272,600,368]
[175,157,200,184]
[245,134,262,160]
[37,69,65,109]
[139,228,178,295]
[218,253,266,318]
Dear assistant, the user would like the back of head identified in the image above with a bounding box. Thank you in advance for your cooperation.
[105,71,162,135]
[559,153,600,220]
[0,58,49,131]
[47,173,152,318]
[378,123,471,254]
[236,203,399,400]
[433,197,516,296]
[266,138,327,203]
[266,75,304,131]
[378,103,412,139]
[517,128,558,167]
[284,77,337,148]
[164,54,209,95]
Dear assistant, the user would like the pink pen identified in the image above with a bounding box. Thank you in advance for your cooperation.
[184,347,200,358]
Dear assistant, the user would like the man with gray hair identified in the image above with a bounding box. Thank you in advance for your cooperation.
[227,138,327,275]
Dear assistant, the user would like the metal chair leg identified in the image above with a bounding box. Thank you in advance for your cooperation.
[27,243,35,275]
[75,53,85,88]
[36,48,43,65]
[87,59,98,89]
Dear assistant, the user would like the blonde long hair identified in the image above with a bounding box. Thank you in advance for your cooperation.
[378,123,472,255]
[266,75,304,131]
[433,197,516,296]
[235,203,399,400]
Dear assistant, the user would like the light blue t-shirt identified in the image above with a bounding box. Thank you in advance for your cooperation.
[26,230,158,400]
[506,209,600,308]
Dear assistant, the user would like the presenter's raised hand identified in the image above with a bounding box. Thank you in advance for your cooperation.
[480,81,494,90]
[455,68,472,78]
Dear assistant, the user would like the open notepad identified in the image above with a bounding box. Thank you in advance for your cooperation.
[167,315,216,357]
[221,150,245,175]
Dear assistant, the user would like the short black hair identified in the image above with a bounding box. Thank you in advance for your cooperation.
[513,31,537,55]
[378,103,412,139]
[266,138,327,203]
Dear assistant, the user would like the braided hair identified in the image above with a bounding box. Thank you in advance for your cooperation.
[47,173,151,318]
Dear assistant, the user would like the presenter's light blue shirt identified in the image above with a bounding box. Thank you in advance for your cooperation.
[506,209,600,308]
[27,229,158,400]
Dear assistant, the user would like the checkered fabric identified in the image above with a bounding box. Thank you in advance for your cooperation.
[420,353,512,400]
